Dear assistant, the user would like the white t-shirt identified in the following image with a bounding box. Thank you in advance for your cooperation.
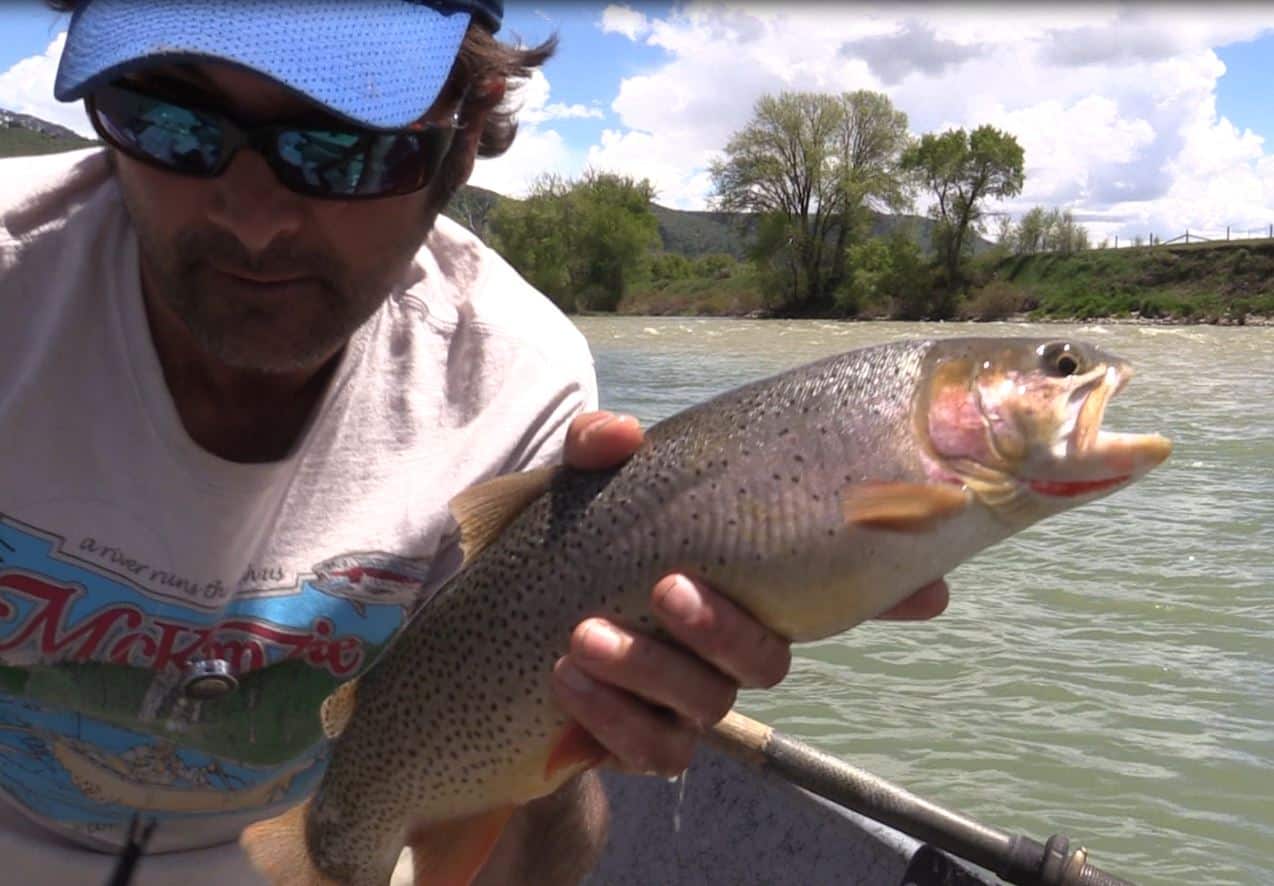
[0,148,597,869]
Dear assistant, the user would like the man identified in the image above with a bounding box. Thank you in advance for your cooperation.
[0,1,947,883]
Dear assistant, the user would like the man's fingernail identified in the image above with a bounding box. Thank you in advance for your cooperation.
[580,621,623,659]
[586,413,639,439]
[580,413,617,443]
[556,660,596,694]
[656,576,701,621]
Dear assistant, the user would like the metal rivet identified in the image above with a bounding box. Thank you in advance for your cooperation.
[181,659,238,700]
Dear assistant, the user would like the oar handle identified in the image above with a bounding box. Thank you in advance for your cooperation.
[708,711,1136,886]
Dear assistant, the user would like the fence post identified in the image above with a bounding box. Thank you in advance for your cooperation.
[1226,226,1230,241]
[1115,235,1119,248]
[1185,229,1189,244]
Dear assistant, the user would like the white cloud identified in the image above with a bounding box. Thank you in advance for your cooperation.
[468,70,584,198]
[469,125,576,197]
[600,5,650,42]
[8,6,1274,244]
[513,70,604,126]
[577,2,1274,239]
[0,32,95,138]
[584,128,716,209]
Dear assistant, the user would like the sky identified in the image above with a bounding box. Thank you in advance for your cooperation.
[2,1,1273,244]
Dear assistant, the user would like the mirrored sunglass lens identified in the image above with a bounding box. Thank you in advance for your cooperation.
[95,91,223,174]
[276,130,427,196]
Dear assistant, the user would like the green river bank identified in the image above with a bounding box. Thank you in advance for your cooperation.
[616,238,1274,325]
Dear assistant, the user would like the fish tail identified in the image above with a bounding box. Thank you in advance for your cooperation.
[240,800,338,886]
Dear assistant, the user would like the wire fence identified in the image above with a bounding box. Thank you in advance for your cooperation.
[1099,225,1274,249]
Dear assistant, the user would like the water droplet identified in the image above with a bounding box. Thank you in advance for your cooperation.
[668,768,691,832]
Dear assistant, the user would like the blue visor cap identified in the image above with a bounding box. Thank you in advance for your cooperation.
[55,0,503,131]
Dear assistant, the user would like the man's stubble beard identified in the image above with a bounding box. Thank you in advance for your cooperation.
[124,192,440,376]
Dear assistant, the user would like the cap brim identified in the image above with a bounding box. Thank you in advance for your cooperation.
[54,0,471,130]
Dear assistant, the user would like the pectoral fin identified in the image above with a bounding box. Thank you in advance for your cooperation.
[407,806,517,886]
[842,482,971,532]
[241,800,339,886]
[448,467,559,564]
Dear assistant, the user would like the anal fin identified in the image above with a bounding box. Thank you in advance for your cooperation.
[408,806,517,886]
[842,482,970,532]
[319,678,358,740]
[545,721,610,780]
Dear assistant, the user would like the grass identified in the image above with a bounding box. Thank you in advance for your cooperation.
[618,270,769,316]
[617,240,1274,322]
[0,126,97,158]
[980,240,1274,322]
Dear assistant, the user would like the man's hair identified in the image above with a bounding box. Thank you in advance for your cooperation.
[44,1,553,204]
[430,24,555,202]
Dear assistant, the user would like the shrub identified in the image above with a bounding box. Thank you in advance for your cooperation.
[693,253,738,279]
[650,252,694,282]
[961,280,1033,320]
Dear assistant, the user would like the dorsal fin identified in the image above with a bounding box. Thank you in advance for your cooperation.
[320,679,359,740]
[449,466,558,564]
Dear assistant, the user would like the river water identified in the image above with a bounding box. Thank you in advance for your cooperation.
[573,316,1272,886]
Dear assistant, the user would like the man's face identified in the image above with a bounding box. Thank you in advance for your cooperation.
[112,63,452,375]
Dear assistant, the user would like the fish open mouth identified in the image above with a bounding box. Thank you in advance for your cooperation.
[1032,363,1172,498]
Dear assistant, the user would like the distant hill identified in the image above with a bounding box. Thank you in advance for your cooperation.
[443,184,987,260]
[1,109,985,258]
[0,108,97,157]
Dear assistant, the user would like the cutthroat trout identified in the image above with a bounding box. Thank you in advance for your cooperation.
[242,337,1171,886]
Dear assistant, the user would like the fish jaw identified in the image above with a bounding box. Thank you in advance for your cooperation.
[922,339,1172,523]
[1025,362,1172,500]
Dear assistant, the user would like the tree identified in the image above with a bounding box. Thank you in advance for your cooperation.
[446,186,498,238]
[488,175,574,304]
[901,125,1024,283]
[828,91,913,293]
[650,252,694,282]
[1015,206,1048,254]
[568,170,660,310]
[710,90,912,311]
[843,229,935,318]
[489,171,659,312]
[1008,206,1091,256]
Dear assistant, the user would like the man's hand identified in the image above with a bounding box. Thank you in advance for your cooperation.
[550,411,948,777]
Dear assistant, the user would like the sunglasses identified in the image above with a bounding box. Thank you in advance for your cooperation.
[86,82,458,200]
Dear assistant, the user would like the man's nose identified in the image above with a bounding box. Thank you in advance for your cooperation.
[205,149,305,254]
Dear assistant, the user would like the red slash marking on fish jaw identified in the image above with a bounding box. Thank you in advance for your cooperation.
[1029,475,1130,497]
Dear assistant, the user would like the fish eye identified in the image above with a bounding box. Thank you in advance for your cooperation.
[1039,342,1083,377]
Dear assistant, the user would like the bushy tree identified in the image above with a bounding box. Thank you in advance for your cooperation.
[569,171,660,310]
[489,171,659,312]
[694,253,738,279]
[650,252,694,282]
[488,175,573,301]
[710,90,912,312]
[843,230,937,318]
[1009,206,1091,255]
[901,125,1024,283]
